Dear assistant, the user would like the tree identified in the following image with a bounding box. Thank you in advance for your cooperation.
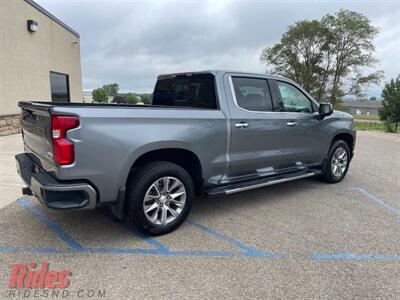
[322,10,382,106]
[260,9,382,107]
[260,20,332,102]
[141,94,152,104]
[102,83,119,97]
[379,76,400,132]
[124,93,138,104]
[369,96,377,101]
[92,88,108,103]
[112,95,125,104]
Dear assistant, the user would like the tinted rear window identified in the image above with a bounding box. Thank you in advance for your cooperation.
[152,74,217,109]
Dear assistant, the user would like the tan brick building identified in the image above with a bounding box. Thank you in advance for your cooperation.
[0,0,82,135]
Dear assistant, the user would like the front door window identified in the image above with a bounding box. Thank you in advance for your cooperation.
[277,81,313,113]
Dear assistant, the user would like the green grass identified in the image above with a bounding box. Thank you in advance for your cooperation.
[352,114,380,120]
[354,121,385,131]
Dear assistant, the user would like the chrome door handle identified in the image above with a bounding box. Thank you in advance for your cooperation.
[286,121,297,126]
[235,122,249,129]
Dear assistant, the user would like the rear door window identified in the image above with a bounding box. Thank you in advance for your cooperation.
[231,77,273,112]
[152,73,217,109]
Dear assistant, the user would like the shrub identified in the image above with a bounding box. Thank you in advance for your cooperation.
[92,88,108,103]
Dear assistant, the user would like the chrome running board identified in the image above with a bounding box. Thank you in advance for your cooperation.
[225,172,317,195]
[205,169,321,197]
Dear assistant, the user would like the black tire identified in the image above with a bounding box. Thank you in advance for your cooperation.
[125,161,194,236]
[320,139,351,183]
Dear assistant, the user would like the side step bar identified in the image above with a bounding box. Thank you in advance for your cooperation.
[205,169,321,197]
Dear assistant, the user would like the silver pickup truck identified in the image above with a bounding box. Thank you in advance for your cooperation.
[16,70,356,235]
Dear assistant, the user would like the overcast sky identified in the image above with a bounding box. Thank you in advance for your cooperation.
[36,0,400,96]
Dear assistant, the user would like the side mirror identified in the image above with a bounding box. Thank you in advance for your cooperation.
[318,103,333,119]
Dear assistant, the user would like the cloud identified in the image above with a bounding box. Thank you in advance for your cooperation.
[37,0,400,95]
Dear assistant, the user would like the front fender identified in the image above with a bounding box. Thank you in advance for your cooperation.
[322,111,356,158]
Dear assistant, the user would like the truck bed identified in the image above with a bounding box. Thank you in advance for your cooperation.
[18,101,214,110]
[18,100,227,205]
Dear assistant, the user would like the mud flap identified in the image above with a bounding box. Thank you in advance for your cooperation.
[110,186,126,220]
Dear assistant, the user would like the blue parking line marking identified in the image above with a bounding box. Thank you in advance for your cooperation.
[100,209,170,253]
[185,219,283,258]
[82,248,237,256]
[82,247,161,255]
[165,250,237,257]
[310,253,400,261]
[18,199,84,251]
[348,187,400,218]
[5,188,397,261]
[122,223,170,253]
[98,210,278,256]
[2,245,400,261]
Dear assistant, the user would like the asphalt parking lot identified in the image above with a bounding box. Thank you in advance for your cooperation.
[0,132,399,299]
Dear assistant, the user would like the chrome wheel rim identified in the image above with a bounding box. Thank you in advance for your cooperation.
[143,176,186,226]
[331,147,348,178]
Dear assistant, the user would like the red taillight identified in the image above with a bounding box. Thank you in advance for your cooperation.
[51,115,79,165]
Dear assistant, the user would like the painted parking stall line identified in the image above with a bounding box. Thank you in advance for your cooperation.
[18,199,84,251]
[101,208,278,257]
[347,187,400,218]
[81,247,161,255]
[308,187,400,261]
[185,219,283,258]
[0,188,398,261]
[310,253,400,261]
[14,198,282,258]
[100,208,170,253]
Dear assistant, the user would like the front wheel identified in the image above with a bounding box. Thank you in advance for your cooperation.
[125,161,194,236]
[320,139,351,183]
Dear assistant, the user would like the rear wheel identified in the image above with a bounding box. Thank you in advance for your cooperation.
[320,139,351,183]
[125,161,193,235]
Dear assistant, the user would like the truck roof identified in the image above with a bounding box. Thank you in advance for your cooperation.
[157,70,285,81]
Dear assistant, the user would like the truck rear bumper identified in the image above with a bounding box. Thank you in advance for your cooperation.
[15,153,97,210]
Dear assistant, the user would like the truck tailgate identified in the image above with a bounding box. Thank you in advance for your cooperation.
[19,102,55,170]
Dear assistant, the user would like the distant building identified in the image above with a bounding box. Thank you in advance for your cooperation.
[83,91,93,103]
[342,101,383,116]
[0,0,82,135]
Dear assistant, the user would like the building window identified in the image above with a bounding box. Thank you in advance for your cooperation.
[50,72,70,102]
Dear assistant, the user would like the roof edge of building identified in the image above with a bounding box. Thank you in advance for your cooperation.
[24,0,80,38]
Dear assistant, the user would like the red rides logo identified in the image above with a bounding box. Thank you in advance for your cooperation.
[9,262,71,289]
